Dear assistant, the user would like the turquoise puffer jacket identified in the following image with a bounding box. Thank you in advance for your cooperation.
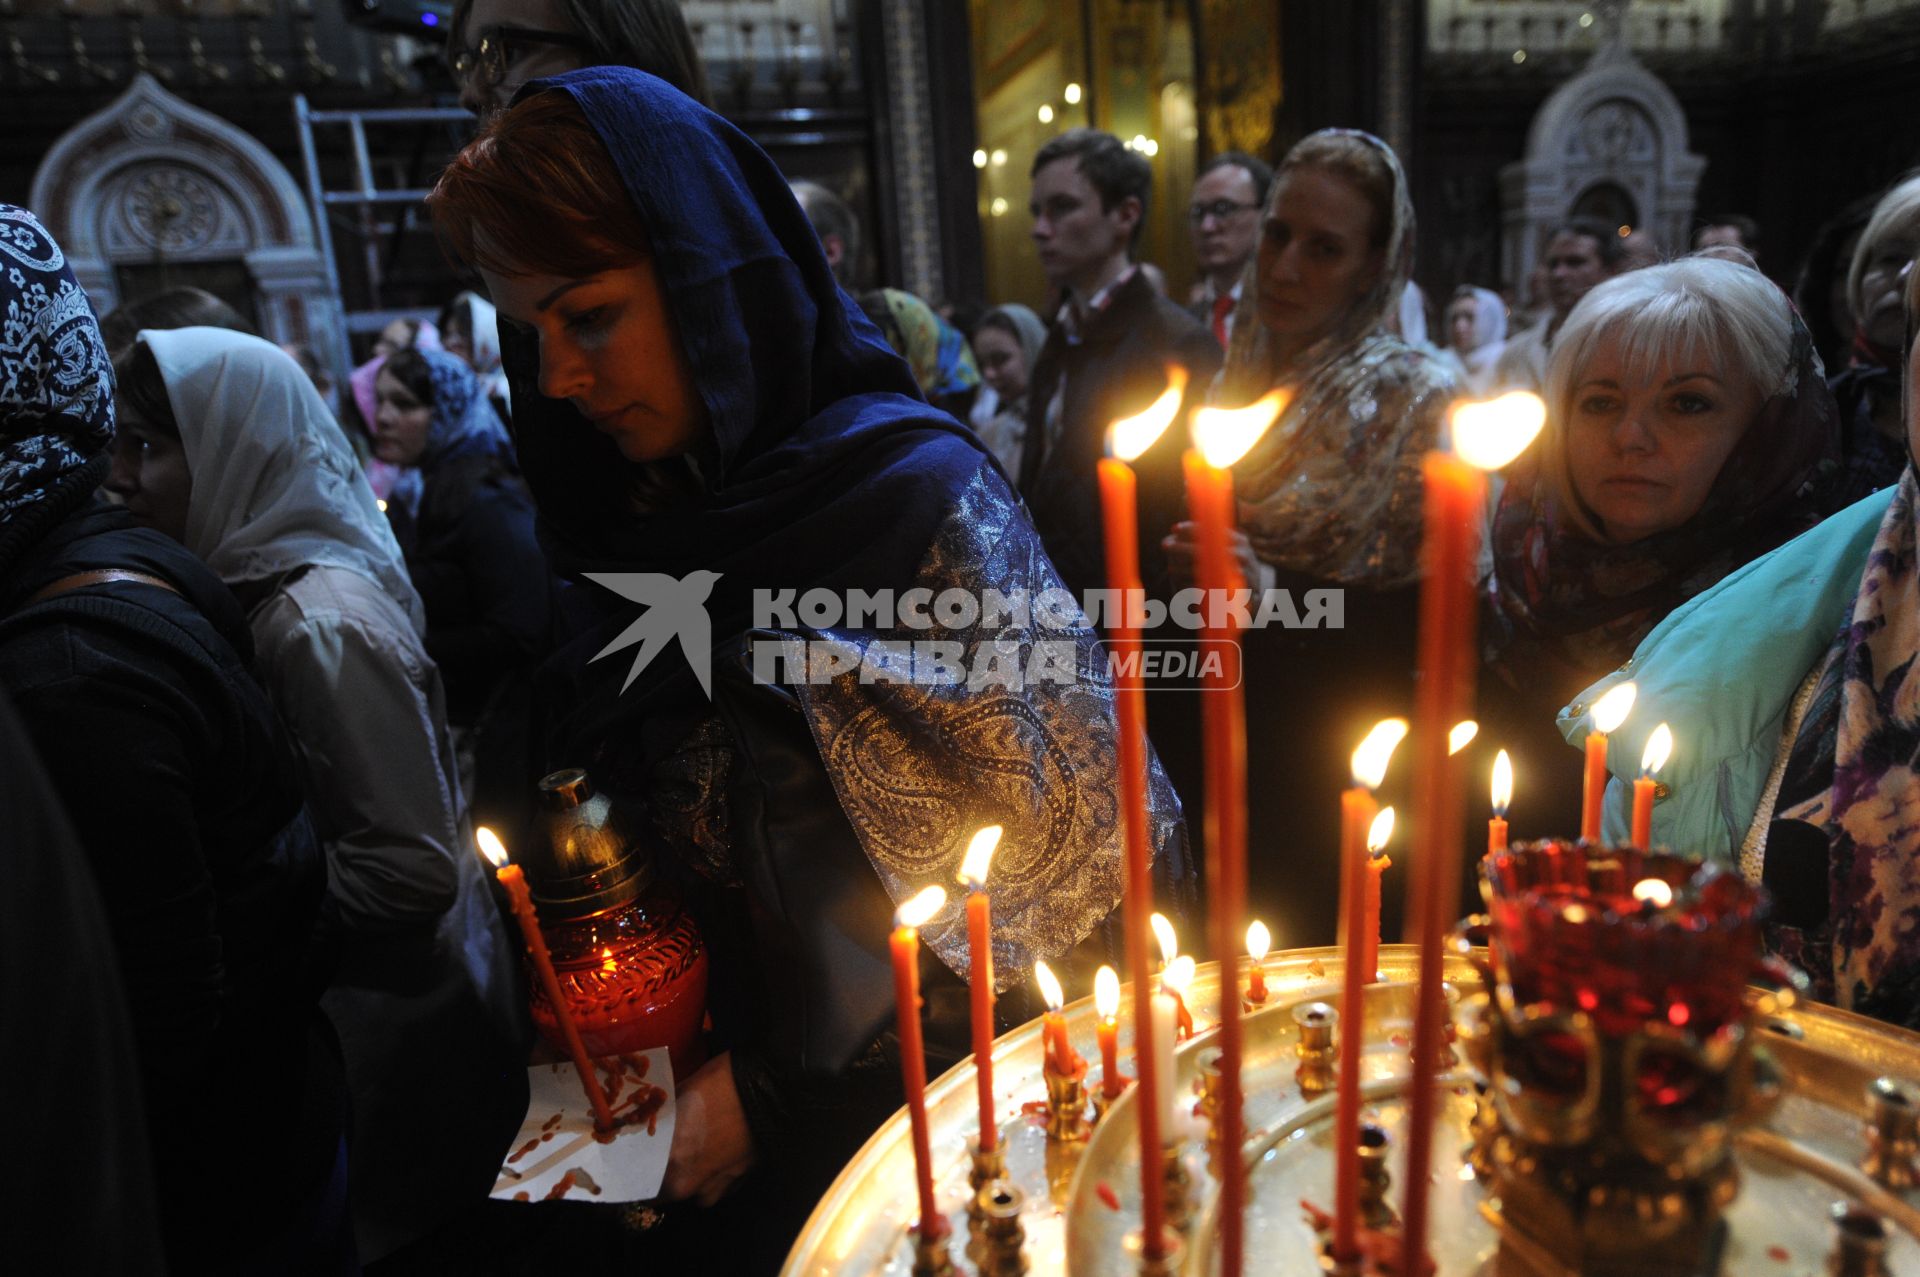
[1555,486,1894,862]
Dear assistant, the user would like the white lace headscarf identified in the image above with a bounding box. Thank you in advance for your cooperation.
[139,326,426,632]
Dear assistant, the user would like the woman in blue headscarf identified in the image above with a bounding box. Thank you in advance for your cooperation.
[372,345,550,835]
[429,68,1186,1243]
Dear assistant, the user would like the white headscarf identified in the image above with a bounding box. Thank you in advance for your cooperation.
[140,327,427,633]
[450,290,511,411]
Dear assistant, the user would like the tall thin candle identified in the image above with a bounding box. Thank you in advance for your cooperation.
[1333,719,1406,1261]
[1633,724,1672,849]
[1360,806,1396,985]
[1490,749,1513,855]
[891,885,949,1244]
[1188,390,1284,1277]
[1582,681,1638,841]
[477,827,616,1132]
[1098,370,1184,1260]
[958,825,1003,1151]
[1400,392,1545,1276]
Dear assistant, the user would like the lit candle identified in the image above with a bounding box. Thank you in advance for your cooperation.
[1095,964,1125,1099]
[958,825,1004,1152]
[1100,372,1184,1262]
[1582,681,1639,842]
[1188,392,1284,1277]
[1151,912,1178,973]
[1632,877,1673,908]
[1162,954,1196,1040]
[1035,960,1084,1078]
[1449,719,1479,754]
[1633,723,1672,849]
[1360,807,1396,985]
[1245,921,1271,1004]
[891,885,949,1245]
[1490,749,1513,854]
[1333,718,1408,1264]
[1399,392,1545,1276]
[1150,984,1179,1134]
[478,827,616,1132]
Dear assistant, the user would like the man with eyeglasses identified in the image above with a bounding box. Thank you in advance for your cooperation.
[1187,151,1273,349]
[446,0,709,116]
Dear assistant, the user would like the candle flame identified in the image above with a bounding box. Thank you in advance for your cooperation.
[1246,920,1270,962]
[1035,959,1066,1011]
[1191,388,1287,468]
[1107,366,1188,462]
[1150,912,1178,966]
[1351,717,1410,789]
[476,825,508,870]
[1450,391,1546,471]
[1492,749,1513,817]
[1632,878,1674,908]
[1449,720,1479,754]
[896,885,947,930]
[1591,681,1638,735]
[1367,806,1396,854]
[1095,964,1120,1020]
[1641,722,1673,777]
[1162,954,1196,995]
[957,824,1003,887]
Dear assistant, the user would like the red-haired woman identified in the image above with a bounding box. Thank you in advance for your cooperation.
[429,69,1186,1259]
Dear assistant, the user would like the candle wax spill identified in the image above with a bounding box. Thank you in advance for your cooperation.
[544,1170,578,1201]
[513,1190,530,1201]
[509,1137,542,1163]
[1096,1182,1121,1211]
[1766,1246,1789,1263]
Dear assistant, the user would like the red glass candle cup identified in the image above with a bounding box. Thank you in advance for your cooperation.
[520,769,709,1081]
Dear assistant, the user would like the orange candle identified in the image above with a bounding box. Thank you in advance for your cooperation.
[477,828,616,1132]
[1333,720,1404,1261]
[1162,955,1196,1041]
[892,886,949,1243]
[1244,921,1270,1004]
[1632,723,1672,849]
[1360,807,1395,983]
[1095,965,1124,1099]
[1400,394,1545,1276]
[1035,961,1084,1077]
[1490,749,1512,855]
[959,826,1003,1152]
[1187,392,1282,1277]
[1099,373,1183,1260]
[1581,682,1639,841]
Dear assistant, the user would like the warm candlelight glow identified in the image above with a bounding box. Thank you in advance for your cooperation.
[1641,723,1673,777]
[476,825,508,869]
[1366,806,1395,855]
[1592,681,1639,734]
[1151,912,1178,967]
[957,824,1003,887]
[1492,749,1513,817]
[1449,390,1547,471]
[1633,878,1674,908]
[1095,965,1120,1020]
[1162,954,1195,995]
[1351,717,1410,789]
[1245,920,1270,962]
[1107,366,1188,461]
[1190,388,1288,468]
[897,886,947,930]
[1034,959,1066,1012]
[1448,720,1479,754]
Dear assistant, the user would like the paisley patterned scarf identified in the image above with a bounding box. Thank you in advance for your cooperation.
[0,204,114,575]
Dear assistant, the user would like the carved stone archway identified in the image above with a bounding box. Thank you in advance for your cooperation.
[30,73,343,375]
[1498,42,1705,291]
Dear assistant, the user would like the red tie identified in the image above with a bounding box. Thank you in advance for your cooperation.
[1211,294,1234,347]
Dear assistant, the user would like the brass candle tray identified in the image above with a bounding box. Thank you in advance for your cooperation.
[781,945,1920,1275]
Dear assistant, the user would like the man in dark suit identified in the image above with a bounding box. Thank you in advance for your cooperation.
[1018,129,1222,604]
[1187,151,1273,350]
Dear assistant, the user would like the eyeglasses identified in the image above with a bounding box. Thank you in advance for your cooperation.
[1188,199,1261,225]
[447,25,593,94]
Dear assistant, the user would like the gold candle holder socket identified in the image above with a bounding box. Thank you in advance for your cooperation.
[972,1179,1029,1277]
[1294,1000,1338,1096]
[1862,1077,1920,1190]
[1828,1202,1891,1277]
[965,1134,1007,1262]
[1357,1121,1397,1230]
[1162,1140,1195,1236]
[910,1221,954,1277]
[1044,1064,1090,1143]
[1134,1226,1187,1277]
[1197,1051,1225,1178]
